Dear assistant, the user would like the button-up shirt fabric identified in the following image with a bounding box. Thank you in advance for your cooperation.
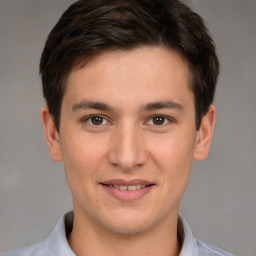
[2,211,235,256]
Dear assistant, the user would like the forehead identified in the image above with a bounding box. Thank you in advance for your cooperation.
[63,46,193,110]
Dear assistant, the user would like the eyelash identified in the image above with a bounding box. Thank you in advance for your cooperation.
[145,115,176,126]
[82,115,110,126]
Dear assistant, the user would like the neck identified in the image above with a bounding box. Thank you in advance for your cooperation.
[68,211,181,256]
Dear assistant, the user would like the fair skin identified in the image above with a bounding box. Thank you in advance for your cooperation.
[41,47,215,256]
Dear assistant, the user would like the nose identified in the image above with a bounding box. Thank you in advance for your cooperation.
[107,123,148,172]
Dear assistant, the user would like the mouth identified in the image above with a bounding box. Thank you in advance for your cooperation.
[100,179,155,201]
[101,184,152,191]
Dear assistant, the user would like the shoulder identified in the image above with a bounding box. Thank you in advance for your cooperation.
[1,212,74,256]
[1,240,48,256]
[196,240,236,256]
[178,214,235,256]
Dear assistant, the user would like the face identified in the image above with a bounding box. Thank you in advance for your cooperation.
[42,47,215,236]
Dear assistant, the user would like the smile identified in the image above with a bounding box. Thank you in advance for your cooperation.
[100,180,154,201]
[108,184,146,190]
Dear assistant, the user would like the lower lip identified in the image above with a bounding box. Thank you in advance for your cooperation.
[102,185,153,202]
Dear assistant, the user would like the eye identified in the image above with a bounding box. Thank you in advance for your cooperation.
[147,115,172,126]
[84,115,109,126]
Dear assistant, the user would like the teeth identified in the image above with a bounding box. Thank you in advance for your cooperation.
[128,185,137,191]
[109,184,147,190]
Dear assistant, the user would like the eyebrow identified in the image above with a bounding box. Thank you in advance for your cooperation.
[72,100,113,112]
[141,101,184,112]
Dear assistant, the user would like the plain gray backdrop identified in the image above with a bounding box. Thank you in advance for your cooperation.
[0,0,255,255]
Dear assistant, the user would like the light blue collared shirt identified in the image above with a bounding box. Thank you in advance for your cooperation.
[2,211,235,256]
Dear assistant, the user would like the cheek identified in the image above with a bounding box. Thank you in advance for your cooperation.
[60,133,107,188]
[152,132,195,167]
[150,132,196,187]
[60,135,107,211]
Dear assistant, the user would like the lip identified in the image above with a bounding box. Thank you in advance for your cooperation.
[101,179,153,186]
[100,179,155,202]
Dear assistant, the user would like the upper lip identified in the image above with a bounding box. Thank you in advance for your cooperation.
[101,179,154,186]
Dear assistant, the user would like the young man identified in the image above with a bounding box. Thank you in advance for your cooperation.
[3,0,235,255]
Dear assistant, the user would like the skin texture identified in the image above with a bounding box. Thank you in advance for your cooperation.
[41,46,215,256]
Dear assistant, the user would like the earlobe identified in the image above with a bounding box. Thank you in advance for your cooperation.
[41,105,63,162]
[193,104,216,161]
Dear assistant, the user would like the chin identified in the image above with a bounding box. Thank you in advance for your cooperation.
[102,213,156,236]
[107,223,148,236]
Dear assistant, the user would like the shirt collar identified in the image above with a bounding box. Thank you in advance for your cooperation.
[46,211,75,255]
[178,214,199,256]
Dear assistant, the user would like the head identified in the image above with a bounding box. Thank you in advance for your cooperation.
[40,0,218,244]
[40,0,219,132]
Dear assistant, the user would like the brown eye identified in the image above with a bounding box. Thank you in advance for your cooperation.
[91,116,104,125]
[85,115,109,126]
[152,116,166,125]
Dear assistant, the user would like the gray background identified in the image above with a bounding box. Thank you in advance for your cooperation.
[0,0,255,255]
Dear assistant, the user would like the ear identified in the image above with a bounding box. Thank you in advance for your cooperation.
[41,105,63,162]
[193,104,216,161]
